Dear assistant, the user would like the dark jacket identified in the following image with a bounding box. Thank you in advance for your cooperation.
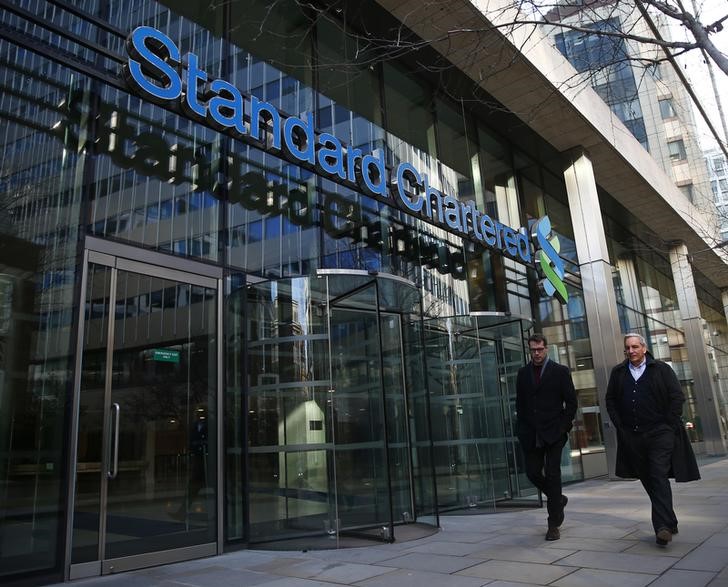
[516,359,578,449]
[605,354,700,482]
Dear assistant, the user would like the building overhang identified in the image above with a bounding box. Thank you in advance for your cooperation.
[374,0,728,288]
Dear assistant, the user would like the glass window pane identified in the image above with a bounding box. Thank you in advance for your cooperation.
[0,43,86,580]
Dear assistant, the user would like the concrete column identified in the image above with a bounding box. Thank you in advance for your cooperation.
[669,242,726,455]
[562,148,622,477]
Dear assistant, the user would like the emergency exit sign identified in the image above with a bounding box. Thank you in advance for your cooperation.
[153,349,180,363]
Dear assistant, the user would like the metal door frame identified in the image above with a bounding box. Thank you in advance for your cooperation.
[65,237,223,580]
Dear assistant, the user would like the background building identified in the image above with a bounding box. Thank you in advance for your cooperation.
[545,1,715,215]
[708,148,728,240]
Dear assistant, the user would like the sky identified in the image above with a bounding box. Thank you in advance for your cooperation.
[679,0,728,150]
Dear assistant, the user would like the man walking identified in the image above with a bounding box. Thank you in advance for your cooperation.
[516,334,577,541]
[605,333,700,546]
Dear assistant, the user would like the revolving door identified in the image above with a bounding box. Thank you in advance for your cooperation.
[243,271,437,544]
[424,314,534,511]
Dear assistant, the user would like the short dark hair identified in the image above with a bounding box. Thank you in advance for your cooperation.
[528,333,547,346]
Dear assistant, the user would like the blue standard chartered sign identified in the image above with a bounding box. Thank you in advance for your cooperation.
[122,26,566,300]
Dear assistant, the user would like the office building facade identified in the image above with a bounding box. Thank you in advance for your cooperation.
[0,0,727,584]
[708,149,728,240]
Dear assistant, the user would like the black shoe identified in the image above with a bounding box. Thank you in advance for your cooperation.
[656,527,672,546]
[545,526,560,541]
[552,494,567,527]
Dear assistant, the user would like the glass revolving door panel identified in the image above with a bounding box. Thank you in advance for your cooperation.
[424,313,531,513]
[245,272,434,546]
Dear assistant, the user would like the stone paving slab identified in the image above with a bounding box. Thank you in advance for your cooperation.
[621,539,698,557]
[68,576,189,587]
[558,525,635,539]
[674,545,728,572]
[647,569,717,587]
[550,568,657,587]
[476,532,552,547]
[416,530,495,543]
[541,537,634,552]
[456,559,575,583]
[705,533,728,548]
[399,539,495,556]
[212,551,282,569]
[376,552,483,574]
[306,547,403,565]
[145,566,274,587]
[138,562,276,586]
[247,557,311,574]
[556,549,677,574]
[254,579,348,587]
[467,544,576,564]
[356,568,488,587]
[260,558,394,583]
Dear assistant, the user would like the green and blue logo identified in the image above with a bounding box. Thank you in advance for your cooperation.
[533,216,568,303]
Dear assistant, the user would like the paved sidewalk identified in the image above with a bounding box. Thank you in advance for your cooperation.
[57,457,728,587]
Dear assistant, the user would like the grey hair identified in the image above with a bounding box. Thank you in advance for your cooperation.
[623,332,647,347]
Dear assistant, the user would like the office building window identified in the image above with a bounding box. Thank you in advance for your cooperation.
[711,156,726,174]
[659,98,675,119]
[668,139,687,161]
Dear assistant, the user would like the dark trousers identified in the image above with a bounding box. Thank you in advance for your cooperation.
[622,425,677,532]
[524,435,567,527]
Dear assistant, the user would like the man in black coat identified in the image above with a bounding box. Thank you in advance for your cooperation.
[605,333,700,547]
[516,333,578,541]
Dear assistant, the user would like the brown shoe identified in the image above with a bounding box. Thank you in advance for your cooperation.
[545,526,560,541]
[656,527,672,546]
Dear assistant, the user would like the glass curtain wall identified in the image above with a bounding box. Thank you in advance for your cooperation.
[700,301,728,442]
[603,197,704,441]
[516,157,594,479]
[0,19,89,585]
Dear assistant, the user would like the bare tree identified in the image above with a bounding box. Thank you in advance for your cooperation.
[506,0,727,75]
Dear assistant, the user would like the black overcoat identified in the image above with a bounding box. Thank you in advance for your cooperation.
[516,359,578,449]
[605,355,700,482]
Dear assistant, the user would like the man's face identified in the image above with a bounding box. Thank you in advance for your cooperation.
[529,341,548,366]
[624,336,647,366]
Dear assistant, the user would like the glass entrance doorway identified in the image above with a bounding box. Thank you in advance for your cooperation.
[68,244,220,578]
[244,271,436,545]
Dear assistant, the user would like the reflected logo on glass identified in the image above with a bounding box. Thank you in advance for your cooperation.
[121,25,535,266]
[532,216,568,304]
